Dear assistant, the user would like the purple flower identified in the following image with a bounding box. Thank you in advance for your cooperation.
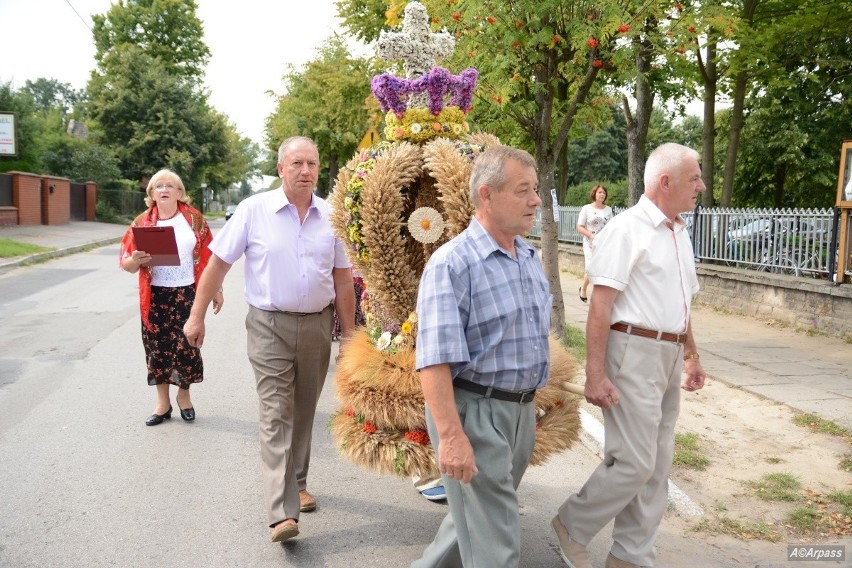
[370,67,479,115]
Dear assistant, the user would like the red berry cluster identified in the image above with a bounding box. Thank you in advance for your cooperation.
[404,429,431,445]
[364,420,377,434]
[586,37,599,48]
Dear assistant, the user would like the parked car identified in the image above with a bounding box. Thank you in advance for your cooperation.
[225,204,237,221]
[726,218,826,245]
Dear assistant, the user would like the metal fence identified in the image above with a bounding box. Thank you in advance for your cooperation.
[97,188,147,217]
[531,205,849,280]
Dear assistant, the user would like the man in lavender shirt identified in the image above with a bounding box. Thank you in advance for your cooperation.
[184,136,355,543]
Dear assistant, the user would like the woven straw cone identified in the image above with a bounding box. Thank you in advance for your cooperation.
[336,332,424,430]
[422,138,475,239]
[358,142,423,324]
[332,334,581,476]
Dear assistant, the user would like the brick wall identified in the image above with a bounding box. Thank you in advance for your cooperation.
[41,177,70,225]
[11,172,42,225]
[0,206,17,226]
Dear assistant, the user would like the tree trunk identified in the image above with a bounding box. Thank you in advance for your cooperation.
[701,39,717,208]
[325,153,339,198]
[721,71,747,207]
[535,145,565,338]
[557,143,569,204]
[721,0,759,208]
[624,35,655,207]
[774,162,786,207]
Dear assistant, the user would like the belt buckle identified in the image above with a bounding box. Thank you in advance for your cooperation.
[518,390,535,404]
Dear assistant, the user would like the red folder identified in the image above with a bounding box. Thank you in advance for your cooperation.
[131,226,180,266]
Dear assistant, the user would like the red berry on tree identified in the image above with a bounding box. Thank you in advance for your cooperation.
[452,12,461,22]
[618,24,630,33]
[486,16,495,24]
[688,25,696,33]
[586,38,599,48]
[515,20,524,29]
[593,59,603,68]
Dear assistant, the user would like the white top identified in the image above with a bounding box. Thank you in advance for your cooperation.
[588,195,699,334]
[577,203,613,244]
[209,189,350,313]
[151,213,195,287]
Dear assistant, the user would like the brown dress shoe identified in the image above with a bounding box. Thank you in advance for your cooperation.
[271,519,299,542]
[299,489,317,512]
[551,515,591,568]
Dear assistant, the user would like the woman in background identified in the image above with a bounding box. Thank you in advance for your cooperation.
[576,184,613,302]
[120,169,223,425]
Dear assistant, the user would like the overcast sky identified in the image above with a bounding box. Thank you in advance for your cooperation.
[0,0,366,145]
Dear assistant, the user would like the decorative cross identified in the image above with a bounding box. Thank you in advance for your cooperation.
[376,1,455,80]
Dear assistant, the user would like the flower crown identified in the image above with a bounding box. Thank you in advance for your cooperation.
[371,67,478,118]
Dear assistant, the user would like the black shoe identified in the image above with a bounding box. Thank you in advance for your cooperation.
[579,287,588,303]
[145,406,172,426]
[176,395,195,421]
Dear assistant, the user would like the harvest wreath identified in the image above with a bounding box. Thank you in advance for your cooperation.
[327,0,582,479]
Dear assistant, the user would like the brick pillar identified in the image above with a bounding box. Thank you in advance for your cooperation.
[10,172,42,225]
[85,181,97,221]
[41,177,70,225]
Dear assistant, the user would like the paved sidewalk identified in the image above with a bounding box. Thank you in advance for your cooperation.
[0,221,127,274]
[2,221,850,430]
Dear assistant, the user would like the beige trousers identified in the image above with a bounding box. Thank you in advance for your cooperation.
[557,330,683,566]
[246,305,332,527]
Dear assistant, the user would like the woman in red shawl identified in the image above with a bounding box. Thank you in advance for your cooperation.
[120,169,223,426]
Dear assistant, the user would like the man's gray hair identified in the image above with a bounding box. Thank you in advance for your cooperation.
[277,136,318,163]
[469,145,537,207]
[643,143,700,189]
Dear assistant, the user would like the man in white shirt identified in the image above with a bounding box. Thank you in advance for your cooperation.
[184,136,355,543]
[551,143,707,568]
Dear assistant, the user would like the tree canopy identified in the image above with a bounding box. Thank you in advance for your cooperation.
[86,0,253,206]
[266,35,380,195]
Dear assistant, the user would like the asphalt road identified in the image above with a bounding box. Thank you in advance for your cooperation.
[0,235,811,568]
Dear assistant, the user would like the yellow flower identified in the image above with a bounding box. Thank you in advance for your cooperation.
[401,321,412,335]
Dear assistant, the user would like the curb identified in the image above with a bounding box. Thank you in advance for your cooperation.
[578,408,704,518]
[0,237,123,275]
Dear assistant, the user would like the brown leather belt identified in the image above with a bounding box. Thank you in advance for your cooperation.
[610,322,687,344]
[454,378,536,404]
[281,304,333,317]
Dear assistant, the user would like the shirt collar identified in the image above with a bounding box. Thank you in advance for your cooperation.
[469,217,536,261]
[637,195,686,231]
[269,188,322,218]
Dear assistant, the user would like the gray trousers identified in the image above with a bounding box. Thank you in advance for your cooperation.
[246,305,332,527]
[557,330,683,566]
[412,387,536,568]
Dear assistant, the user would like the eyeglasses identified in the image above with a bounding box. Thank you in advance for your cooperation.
[154,184,177,191]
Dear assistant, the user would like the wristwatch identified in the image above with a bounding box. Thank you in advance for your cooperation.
[683,352,700,361]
